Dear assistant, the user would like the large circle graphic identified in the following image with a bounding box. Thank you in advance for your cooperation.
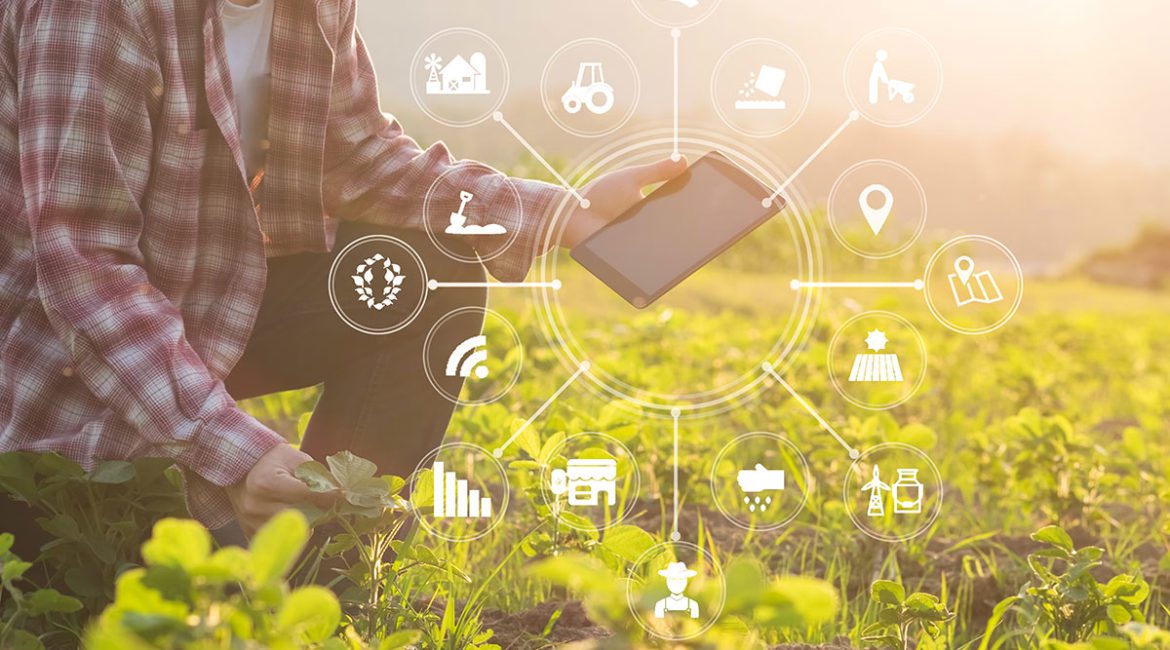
[535,129,823,418]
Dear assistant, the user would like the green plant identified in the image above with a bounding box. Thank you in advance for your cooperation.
[863,580,954,650]
[1,533,84,649]
[997,525,1150,644]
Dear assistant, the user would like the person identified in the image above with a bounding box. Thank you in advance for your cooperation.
[653,562,700,619]
[0,0,686,552]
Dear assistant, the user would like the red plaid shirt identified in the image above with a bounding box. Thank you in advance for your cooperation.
[0,0,562,527]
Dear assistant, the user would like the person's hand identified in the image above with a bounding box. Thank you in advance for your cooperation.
[560,157,688,249]
[225,444,334,537]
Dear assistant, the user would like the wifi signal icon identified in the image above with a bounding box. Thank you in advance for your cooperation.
[446,335,490,380]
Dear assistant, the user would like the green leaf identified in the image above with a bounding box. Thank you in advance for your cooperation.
[871,579,906,605]
[379,630,423,649]
[599,525,656,563]
[1032,525,1074,552]
[87,460,136,484]
[3,559,32,581]
[25,588,84,615]
[277,586,342,643]
[8,629,45,650]
[141,519,210,570]
[0,532,14,555]
[295,460,339,493]
[326,451,377,489]
[249,510,310,585]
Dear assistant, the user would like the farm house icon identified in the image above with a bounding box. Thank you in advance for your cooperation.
[550,458,617,506]
[868,49,915,104]
[424,52,489,96]
[562,62,615,115]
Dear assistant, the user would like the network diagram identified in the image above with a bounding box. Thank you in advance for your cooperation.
[326,2,1025,641]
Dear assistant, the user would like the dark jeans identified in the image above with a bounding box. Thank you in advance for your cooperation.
[1,222,485,556]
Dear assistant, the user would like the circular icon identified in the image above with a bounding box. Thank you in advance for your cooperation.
[534,129,823,418]
[411,28,508,128]
[423,307,523,406]
[410,442,509,543]
[827,311,927,410]
[537,432,641,532]
[423,163,524,263]
[709,432,809,531]
[630,0,723,29]
[328,235,428,336]
[844,28,943,127]
[843,442,942,542]
[541,39,640,138]
[922,235,1023,335]
[711,39,810,137]
[626,540,726,640]
[828,159,926,259]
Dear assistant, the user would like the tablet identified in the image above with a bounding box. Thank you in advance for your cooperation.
[570,152,782,308]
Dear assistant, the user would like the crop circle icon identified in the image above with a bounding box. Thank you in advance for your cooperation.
[630,0,723,29]
[328,235,428,336]
[535,128,824,418]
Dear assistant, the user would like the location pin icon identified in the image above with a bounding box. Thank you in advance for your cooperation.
[954,256,975,285]
[859,184,894,235]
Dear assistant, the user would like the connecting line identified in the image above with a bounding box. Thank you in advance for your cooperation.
[789,279,924,291]
[427,280,562,291]
[670,407,681,542]
[670,29,681,162]
[764,110,861,208]
[762,363,860,460]
[493,362,590,458]
[493,112,590,208]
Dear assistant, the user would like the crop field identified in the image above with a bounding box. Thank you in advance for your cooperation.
[2,214,1168,649]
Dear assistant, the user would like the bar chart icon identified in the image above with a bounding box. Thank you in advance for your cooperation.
[432,461,492,519]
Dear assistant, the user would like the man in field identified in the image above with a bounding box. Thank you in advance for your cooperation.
[0,0,684,549]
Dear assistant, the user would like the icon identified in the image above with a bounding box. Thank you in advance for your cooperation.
[444,191,506,236]
[351,253,405,311]
[562,62,615,115]
[868,49,915,105]
[948,256,1003,307]
[654,562,700,619]
[734,64,787,110]
[446,335,489,379]
[849,329,903,383]
[736,464,785,512]
[424,52,489,96]
[550,458,617,506]
[858,183,893,235]
[431,461,493,519]
[861,465,924,517]
[669,0,700,7]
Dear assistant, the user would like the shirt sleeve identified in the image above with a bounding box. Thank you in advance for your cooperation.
[320,1,566,282]
[18,1,285,495]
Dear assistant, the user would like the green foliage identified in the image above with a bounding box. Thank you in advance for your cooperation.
[1,533,83,649]
[862,580,954,650]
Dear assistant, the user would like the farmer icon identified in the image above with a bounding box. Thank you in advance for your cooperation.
[654,562,700,619]
[868,49,915,104]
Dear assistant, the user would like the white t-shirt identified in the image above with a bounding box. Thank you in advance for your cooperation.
[220,0,274,176]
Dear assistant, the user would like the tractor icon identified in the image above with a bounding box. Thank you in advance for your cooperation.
[561,62,615,115]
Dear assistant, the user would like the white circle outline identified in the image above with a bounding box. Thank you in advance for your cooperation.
[827,159,927,259]
[409,28,510,128]
[708,431,810,532]
[630,0,723,29]
[827,311,928,410]
[710,38,811,138]
[410,442,510,543]
[625,540,727,640]
[843,442,943,542]
[422,163,524,264]
[843,27,944,128]
[422,306,524,406]
[922,235,1024,335]
[534,129,824,419]
[540,38,642,139]
[327,235,429,336]
[537,431,642,532]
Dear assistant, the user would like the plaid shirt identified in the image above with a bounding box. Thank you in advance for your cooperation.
[0,0,562,527]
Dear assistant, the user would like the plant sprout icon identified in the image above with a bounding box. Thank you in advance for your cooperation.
[352,253,405,311]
